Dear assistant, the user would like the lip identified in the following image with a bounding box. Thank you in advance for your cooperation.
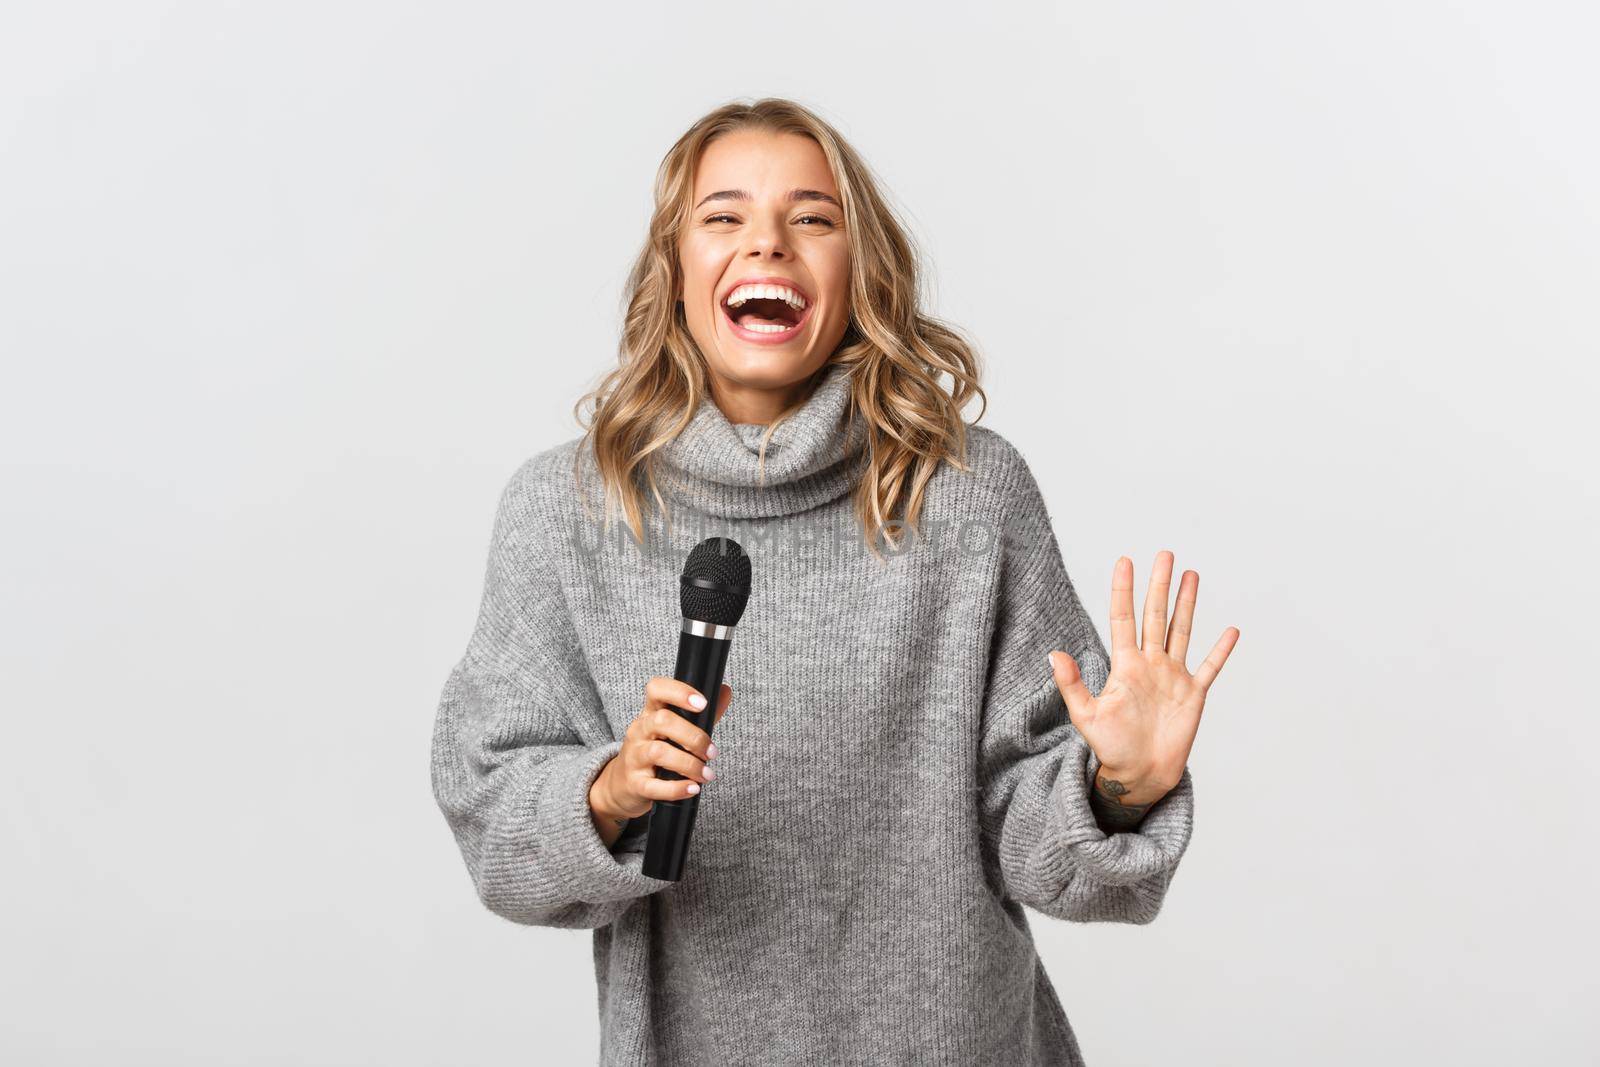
[719,275,814,346]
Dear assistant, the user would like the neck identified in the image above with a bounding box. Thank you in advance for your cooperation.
[708,370,817,426]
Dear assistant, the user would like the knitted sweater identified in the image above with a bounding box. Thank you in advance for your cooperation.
[430,360,1196,1066]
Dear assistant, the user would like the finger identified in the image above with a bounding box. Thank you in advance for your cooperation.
[1192,627,1240,693]
[643,675,710,715]
[1109,556,1138,660]
[712,683,733,727]
[1047,650,1095,727]
[646,737,712,783]
[645,706,715,764]
[1166,570,1199,665]
[1142,550,1174,653]
[635,774,702,802]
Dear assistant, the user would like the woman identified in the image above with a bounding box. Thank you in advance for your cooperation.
[431,97,1238,1065]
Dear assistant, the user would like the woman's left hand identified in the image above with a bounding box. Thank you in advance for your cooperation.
[1048,551,1239,808]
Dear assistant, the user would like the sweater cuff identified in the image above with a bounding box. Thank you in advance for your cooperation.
[1051,732,1195,887]
[534,739,674,900]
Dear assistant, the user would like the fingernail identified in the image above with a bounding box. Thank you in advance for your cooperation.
[703,766,716,780]
[707,742,719,758]
[689,693,707,709]
[686,782,700,794]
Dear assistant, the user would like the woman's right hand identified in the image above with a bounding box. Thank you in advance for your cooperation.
[595,677,733,822]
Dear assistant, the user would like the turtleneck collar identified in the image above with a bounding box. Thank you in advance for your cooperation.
[655,360,868,520]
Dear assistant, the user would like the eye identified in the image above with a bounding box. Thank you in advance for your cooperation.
[701,213,838,227]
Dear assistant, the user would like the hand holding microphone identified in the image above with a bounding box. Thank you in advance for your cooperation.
[642,536,751,881]
[587,536,751,871]
[591,678,732,833]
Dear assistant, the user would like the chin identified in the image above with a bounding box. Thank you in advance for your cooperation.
[708,347,830,390]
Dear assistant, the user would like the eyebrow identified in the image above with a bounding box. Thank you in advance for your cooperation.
[694,188,843,210]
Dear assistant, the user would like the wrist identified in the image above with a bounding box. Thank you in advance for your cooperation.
[1093,765,1169,809]
[589,760,635,824]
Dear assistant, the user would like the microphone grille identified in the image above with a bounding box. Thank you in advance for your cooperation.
[680,537,751,626]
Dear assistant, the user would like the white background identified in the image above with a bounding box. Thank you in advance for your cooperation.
[3,2,1596,1064]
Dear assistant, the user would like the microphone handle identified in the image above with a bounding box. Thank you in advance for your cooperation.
[642,623,732,881]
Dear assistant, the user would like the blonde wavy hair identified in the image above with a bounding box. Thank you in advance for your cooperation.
[573,96,987,556]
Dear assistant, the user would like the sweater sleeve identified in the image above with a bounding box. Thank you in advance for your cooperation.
[974,450,1196,925]
[430,461,670,929]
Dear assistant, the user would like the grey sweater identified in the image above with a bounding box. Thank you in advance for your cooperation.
[430,360,1196,1065]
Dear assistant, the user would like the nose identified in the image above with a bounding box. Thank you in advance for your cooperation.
[743,214,790,259]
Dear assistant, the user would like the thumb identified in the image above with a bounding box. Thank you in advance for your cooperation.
[713,682,733,725]
[1047,651,1092,725]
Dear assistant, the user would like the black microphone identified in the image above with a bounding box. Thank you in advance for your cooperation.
[642,536,752,882]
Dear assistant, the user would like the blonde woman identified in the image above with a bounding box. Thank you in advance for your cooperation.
[431,97,1238,1065]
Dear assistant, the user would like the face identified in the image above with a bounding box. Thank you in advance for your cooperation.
[676,129,851,423]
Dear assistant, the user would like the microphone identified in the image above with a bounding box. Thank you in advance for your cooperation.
[642,536,752,882]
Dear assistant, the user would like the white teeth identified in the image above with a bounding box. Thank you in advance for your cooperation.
[743,322,794,333]
[724,283,807,311]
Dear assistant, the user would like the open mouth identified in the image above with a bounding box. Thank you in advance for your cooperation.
[721,287,812,341]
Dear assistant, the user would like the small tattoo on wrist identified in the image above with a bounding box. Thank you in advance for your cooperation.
[1091,775,1154,832]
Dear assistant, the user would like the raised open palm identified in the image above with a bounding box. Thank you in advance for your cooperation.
[1048,550,1238,807]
